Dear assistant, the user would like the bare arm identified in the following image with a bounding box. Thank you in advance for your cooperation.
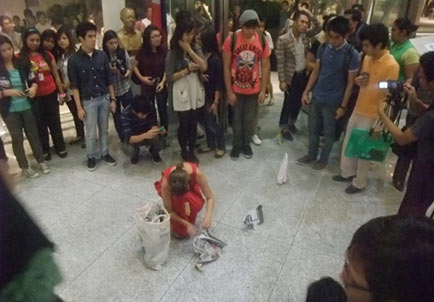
[378,105,418,145]
[305,52,316,72]
[128,126,159,144]
[303,60,320,95]
[341,71,357,109]
[51,58,64,94]
[72,88,82,110]
[404,63,419,83]
[186,46,207,72]
[260,56,270,94]
[195,168,215,224]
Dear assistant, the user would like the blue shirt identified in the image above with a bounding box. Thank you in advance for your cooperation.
[67,48,113,101]
[8,69,31,112]
[121,105,157,143]
[313,42,360,106]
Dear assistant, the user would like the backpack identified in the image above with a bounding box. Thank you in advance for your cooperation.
[230,30,267,54]
[317,42,355,85]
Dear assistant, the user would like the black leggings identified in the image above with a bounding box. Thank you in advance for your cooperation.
[177,109,200,153]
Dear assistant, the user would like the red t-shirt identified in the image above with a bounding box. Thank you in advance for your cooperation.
[222,30,271,95]
[30,51,56,96]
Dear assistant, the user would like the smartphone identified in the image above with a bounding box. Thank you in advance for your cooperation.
[378,81,388,89]
[158,126,165,132]
[378,81,400,90]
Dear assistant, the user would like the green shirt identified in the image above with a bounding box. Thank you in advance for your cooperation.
[390,40,420,81]
[8,68,31,112]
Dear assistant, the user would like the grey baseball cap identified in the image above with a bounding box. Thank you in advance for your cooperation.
[239,9,260,27]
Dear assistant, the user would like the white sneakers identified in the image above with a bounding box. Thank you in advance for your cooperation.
[251,134,262,146]
[22,162,51,178]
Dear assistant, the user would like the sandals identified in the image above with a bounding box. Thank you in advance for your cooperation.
[215,149,226,158]
[267,98,275,106]
[198,147,213,154]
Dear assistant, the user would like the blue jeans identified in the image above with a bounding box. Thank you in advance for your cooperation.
[83,94,110,160]
[308,98,338,164]
[113,89,133,142]
[199,103,225,150]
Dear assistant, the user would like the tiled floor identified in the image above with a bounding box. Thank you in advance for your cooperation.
[4,73,403,302]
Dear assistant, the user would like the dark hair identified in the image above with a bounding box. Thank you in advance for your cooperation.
[327,16,350,37]
[348,215,434,302]
[358,23,389,49]
[0,15,12,27]
[170,11,195,53]
[300,2,310,9]
[352,4,365,13]
[282,0,289,5]
[0,35,19,75]
[344,8,362,24]
[102,30,120,54]
[140,25,164,55]
[131,96,153,115]
[41,29,59,59]
[293,11,311,22]
[75,21,97,40]
[36,11,46,19]
[23,9,34,18]
[56,25,76,55]
[393,17,419,36]
[200,27,218,54]
[244,19,259,28]
[306,277,347,302]
[322,14,337,32]
[420,51,434,83]
[19,28,52,74]
[12,15,20,21]
[169,163,190,196]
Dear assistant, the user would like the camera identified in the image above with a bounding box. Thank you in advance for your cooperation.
[153,77,161,86]
[378,80,405,110]
[110,57,126,76]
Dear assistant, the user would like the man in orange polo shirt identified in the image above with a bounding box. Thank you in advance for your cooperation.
[333,23,399,194]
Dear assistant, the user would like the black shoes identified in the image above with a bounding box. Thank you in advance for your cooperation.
[243,145,253,159]
[281,129,294,141]
[44,153,52,161]
[87,158,97,171]
[102,154,117,166]
[130,153,139,165]
[345,184,365,195]
[230,147,240,160]
[297,155,315,164]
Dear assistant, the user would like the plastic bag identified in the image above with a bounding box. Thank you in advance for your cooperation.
[135,203,171,271]
[277,153,289,184]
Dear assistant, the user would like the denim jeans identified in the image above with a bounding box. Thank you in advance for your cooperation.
[82,94,110,160]
[233,93,258,148]
[308,98,338,164]
[199,103,225,150]
[113,89,133,142]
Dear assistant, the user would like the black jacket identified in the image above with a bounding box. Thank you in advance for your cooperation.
[0,63,36,118]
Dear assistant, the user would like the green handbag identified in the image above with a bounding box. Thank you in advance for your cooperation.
[345,127,393,162]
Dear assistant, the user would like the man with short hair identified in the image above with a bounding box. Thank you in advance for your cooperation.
[333,23,399,194]
[298,16,360,170]
[222,9,271,160]
[276,9,321,141]
[68,22,117,171]
[0,15,22,50]
[35,11,51,33]
[344,8,366,52]
[122,96,164,165]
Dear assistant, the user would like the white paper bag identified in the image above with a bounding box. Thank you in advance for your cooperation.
[277,153,289,185]
[135,203,171,271]
[0,121,6,138]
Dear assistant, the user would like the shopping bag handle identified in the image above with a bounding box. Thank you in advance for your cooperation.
[369,101,402,137]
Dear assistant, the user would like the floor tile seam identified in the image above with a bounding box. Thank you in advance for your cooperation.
[60,222,135,294]
[266,172,324,302]
[216,189,244,224]
[290,243,344,262]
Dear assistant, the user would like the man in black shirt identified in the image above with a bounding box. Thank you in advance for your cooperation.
[122,96,164,165]
[68,22,117,171]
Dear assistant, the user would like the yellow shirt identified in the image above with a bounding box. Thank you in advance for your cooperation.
[354,51,399,118]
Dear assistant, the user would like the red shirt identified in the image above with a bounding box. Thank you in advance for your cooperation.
[222,30,271,95]
[30,51,56,96]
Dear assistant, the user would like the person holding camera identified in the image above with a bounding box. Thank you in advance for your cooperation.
[333,23,399,194]
[134,25,168,135]
[378,51,434,216]
[121,96,164,165]
[103,30,133,143]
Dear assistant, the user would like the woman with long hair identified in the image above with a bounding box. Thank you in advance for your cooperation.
[166,11,207,163]
[18,27,67,161]
[56,25,85,146]
[0,35,51,178]
[134,25,168,135]
[195,27,225,158]
[41,29,60,61]
[102,30,133,142]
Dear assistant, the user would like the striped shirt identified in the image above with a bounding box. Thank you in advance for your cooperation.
[121,105,157,143]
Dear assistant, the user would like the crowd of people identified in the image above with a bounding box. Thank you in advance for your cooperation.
[1,2,434,301]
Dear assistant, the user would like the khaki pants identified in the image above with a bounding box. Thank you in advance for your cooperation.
[340,113,377,189]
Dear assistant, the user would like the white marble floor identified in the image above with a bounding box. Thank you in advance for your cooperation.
[4,73,404,302]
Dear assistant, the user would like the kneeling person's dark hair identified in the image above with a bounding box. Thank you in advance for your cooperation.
[327,16,350,38]
[306,277,347,302]
[420,51,434,83]
[76,21,97,40]
[358,23,389,49]
[132,96,153,115]
[169,163,190,196]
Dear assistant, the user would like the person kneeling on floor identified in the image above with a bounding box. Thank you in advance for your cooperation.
[155,162,215,238]
[121,96,165,165]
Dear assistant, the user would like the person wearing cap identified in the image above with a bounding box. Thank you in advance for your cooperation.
[222,9,271,160]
